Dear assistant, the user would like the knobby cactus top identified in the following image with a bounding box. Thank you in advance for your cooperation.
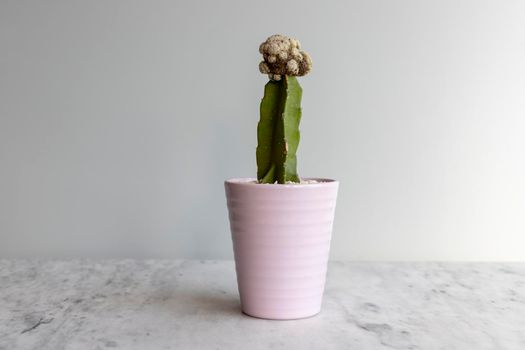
[258,34,312,81]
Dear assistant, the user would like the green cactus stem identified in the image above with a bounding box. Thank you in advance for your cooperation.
[256,75,302,184]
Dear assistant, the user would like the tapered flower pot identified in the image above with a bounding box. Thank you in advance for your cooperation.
[225,178,339,320]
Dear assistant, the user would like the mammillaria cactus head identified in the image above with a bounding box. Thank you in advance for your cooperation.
[258,34,312,81]
[256,35,310,184]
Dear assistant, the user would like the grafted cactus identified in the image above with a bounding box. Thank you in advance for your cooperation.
[256,34,311,184]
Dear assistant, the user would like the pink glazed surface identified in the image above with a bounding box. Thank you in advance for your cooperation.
[225,178,339,320]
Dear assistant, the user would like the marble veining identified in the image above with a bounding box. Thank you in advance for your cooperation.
[0,260,524,349]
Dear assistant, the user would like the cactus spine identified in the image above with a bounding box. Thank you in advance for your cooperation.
[257,76,302,184]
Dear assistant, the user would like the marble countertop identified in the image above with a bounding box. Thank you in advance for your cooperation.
[0,260,524,350]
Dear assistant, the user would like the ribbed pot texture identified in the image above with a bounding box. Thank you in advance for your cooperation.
[225,178,339,320]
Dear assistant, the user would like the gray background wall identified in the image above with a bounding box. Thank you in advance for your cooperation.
[1,0,524,260]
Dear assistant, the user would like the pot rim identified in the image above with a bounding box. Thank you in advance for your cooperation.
[225,177,338,188]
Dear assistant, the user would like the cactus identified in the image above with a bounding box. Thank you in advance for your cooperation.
[256,34,311,184]
[257,76,302,183]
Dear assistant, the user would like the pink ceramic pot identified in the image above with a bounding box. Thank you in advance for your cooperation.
[225,178,339,320]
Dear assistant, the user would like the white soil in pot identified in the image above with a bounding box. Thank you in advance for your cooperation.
[285,179,320,184]
[249,179,321,185]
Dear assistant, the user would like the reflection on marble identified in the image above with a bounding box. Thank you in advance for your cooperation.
[0,260,524,349]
